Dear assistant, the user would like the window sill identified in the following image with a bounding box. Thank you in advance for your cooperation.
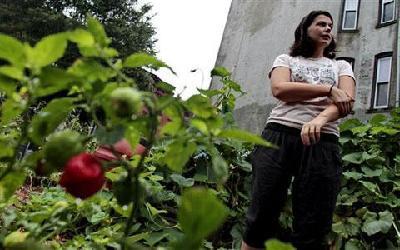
[376,20,397,28]
[366,107,393,113]
[339,29,359,33]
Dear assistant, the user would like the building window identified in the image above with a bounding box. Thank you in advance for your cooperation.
[380,0,396,24]
[337,57,355,71]
[341,0,359,30]
[373,53,392,109]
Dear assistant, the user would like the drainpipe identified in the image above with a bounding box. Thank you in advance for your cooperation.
[397,1,400,106]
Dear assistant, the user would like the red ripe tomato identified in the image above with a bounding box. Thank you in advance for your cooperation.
[59,153,105,199]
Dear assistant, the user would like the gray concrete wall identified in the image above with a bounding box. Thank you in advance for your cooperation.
[212,0,398,134]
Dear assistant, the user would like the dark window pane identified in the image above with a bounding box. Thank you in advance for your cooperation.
[376,82,389,107]
[344,11,356,29]
[383,2,394,23]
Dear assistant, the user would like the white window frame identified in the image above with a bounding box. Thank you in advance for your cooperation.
[342,0,360,30]
[381,0,396,24]
[374,56,392,109]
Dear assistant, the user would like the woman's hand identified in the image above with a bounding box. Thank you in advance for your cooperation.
[301,116,329,146]
[329,86,354,116]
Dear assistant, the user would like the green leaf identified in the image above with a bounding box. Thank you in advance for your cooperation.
[178,188,228,245]
[170,174,194,187]
[211,66,231,77]
[0,33,25,67]
[197,89,222,98]
[87,16,111,47]
[94,125,125,145]
[28,98,75,145]
[362,211,393,236]
[0,137,14,159]
[211,152,229,182]
[0,94,26,125]
[342,152,363,164]
[0,66,24,80]
[218,129,277,148]
[361,167,382,178]
[68,28,95,47]
[344,239,363,250]
[29,33,68,69]
[343,171,363,181]
[155,82,175,94]
[360,181,380,196]
[0,170,27,203]
[164,140,196,172]
[123,52,173,73]
[35,67,76,97]
[370,126,399,135]
[68,59,116,83]
[339,118,364,132]
[0,75,16,96]
[185,94,215,119]
[264,239,295,250]
[369,114,387,125]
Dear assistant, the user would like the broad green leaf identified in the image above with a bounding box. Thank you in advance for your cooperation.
[0,66,23,80]
[87,16,111,47]
[160,105,183,136]
[197,88,222,98]
[360,181,380,195]
[344,239,363,250]
[155,82,175,94]
[28,98,75,145]
[144,231,169,246]
[35,67,76,97]
[0,137,14,159]
[339,118,364,132]
[211,66,230,77]
[218,129,277,148]
[191,118,208,134]
[0,93,26,125]
[123,53,173,73]
[29,33,68,69]
[164,140,196,172]
[342,152,363,164]
[211,152,229,182]
[185,94,215,118]
[68,59,116,83]
[370,126,399,135]
[332,217,361,238]
[0,75,16,95]
[361,167,382,178]
[170,174,194,187]
[94,125,125,145]
[3,231,29,247]
[0,170,27,203]
[362,211,393,236]
[265,239,295,250]
[178,188,228,244]
[0,33,25,67]
[343,171,363,180]
[369,114,387,125]
[68,28,95,47]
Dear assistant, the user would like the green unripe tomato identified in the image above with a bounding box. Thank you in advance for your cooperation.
[43,130,84,174]
[3,231,29,247]
[110,87,142,118]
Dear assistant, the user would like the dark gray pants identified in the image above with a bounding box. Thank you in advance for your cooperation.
[243,123,342,250]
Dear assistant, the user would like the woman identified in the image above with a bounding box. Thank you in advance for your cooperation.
[241,10,355,250]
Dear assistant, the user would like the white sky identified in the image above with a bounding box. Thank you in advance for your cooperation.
[142,0,232,99]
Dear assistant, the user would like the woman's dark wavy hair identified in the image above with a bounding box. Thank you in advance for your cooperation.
[289,10,336,59]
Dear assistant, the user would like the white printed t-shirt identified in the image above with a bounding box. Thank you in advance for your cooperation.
[267,54,355,136]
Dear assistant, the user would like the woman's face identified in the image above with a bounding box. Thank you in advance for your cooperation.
[307,14,333,48]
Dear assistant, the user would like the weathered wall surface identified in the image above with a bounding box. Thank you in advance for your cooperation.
[212,0,398,134]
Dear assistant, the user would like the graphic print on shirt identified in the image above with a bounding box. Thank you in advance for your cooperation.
[292,63,336,85]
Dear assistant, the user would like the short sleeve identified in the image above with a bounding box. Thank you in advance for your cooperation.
[337,60,356,84]
[268,54,290,78]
